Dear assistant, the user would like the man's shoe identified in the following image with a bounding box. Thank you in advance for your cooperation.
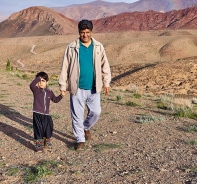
[84,130,91,140]
[75,142,85,150]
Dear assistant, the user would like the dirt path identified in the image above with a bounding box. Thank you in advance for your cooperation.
[0,70,196,184]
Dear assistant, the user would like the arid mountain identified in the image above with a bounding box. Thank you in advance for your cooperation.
[93,6,197,32]
[52,1,131,21]
[129,0,197,12]
[52,0,197,21]
[0,6,77,38]
[0,6,197,38]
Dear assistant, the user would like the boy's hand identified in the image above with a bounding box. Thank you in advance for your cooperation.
[61,90,66,96]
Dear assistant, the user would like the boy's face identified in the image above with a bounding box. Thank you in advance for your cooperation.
[38,78,47,89]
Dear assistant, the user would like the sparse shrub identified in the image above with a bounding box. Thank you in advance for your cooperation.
[51,114,61,119]
[128,85,139,93]
[157,94,174,110]
[24,164,52,182]
[136,114,164,124]
[187,139,197,145]
[6,59,11,71]
[15,73,20,77]
[174,107,197,119]
[0,94,9,99]
[157,95,196,119]
[133,93,141,99]
[7,167,20,176]
[184,125,197,132]
[0,160,5,167]
[24,160,65,182]
[9,71,31,80]
[22,74,28,79]
[125,101,138,107]
[50,74,58,80]
[112,117,119,122]
[48,81,58,86]
[93,143,121,152]
[116,95,122,101]
[156,100,168,110]
[191,166,197,173]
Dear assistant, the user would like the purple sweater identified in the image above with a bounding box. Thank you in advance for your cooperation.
[30,77,63,115]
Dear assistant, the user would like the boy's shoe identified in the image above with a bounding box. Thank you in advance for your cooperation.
[84,130,91,140]
[44,138,52,149]
[35,139,44,152]
[75,142,85,150]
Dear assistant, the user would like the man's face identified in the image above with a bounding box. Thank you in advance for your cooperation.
[79,29,92,43]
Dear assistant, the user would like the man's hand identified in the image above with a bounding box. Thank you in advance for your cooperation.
[103,86,109,95]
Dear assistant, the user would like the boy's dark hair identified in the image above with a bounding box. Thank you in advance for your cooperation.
[78,19,93,32]
[36,71,49,81]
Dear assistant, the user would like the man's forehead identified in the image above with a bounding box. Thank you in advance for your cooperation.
[79,29,91,32]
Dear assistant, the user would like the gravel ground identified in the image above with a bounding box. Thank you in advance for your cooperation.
[0,70,196,184]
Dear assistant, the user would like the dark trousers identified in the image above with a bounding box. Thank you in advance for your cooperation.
[33,112,53,139]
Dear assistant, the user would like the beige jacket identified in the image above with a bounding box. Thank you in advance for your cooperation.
[59,38,111,95]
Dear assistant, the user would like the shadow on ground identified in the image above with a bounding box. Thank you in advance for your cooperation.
[0,104,75,150]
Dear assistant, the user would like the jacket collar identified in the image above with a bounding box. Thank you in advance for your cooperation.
[70,37,100,49]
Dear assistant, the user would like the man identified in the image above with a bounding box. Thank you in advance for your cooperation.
[59,19,111,150]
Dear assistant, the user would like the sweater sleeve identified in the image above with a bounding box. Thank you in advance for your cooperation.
[30,77,41,92]
[50,90,63,103]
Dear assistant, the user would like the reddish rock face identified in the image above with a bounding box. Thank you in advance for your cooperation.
[93,7,197,32]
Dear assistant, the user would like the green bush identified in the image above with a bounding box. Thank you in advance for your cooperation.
[6,59,11,71]
[133,93,141,99]
[125,101,138,107]
[136,114,164,124]
[187,139,197,145]
[174,107,197,119]
[184,125,197,132]
[116,95,122,101]
[156,100,168,110]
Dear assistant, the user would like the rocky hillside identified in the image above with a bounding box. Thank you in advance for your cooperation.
[0,6,197,38]
[93,6,197,32]
[0,6,77,38]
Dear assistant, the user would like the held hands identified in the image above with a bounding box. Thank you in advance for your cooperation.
[60,90,66,97]
[103,86,109,95]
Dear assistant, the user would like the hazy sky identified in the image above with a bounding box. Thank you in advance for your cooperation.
[0,0,139,20]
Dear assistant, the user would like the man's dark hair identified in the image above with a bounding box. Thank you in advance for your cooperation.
[78,19,93,32]
[36,71,49,81]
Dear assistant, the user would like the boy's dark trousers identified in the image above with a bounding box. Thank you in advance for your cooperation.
[33,112,53,139]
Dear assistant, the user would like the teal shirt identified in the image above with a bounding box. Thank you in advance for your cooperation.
[79,41,95,90]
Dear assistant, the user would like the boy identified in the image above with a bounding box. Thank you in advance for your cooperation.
[30,71,65,152]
